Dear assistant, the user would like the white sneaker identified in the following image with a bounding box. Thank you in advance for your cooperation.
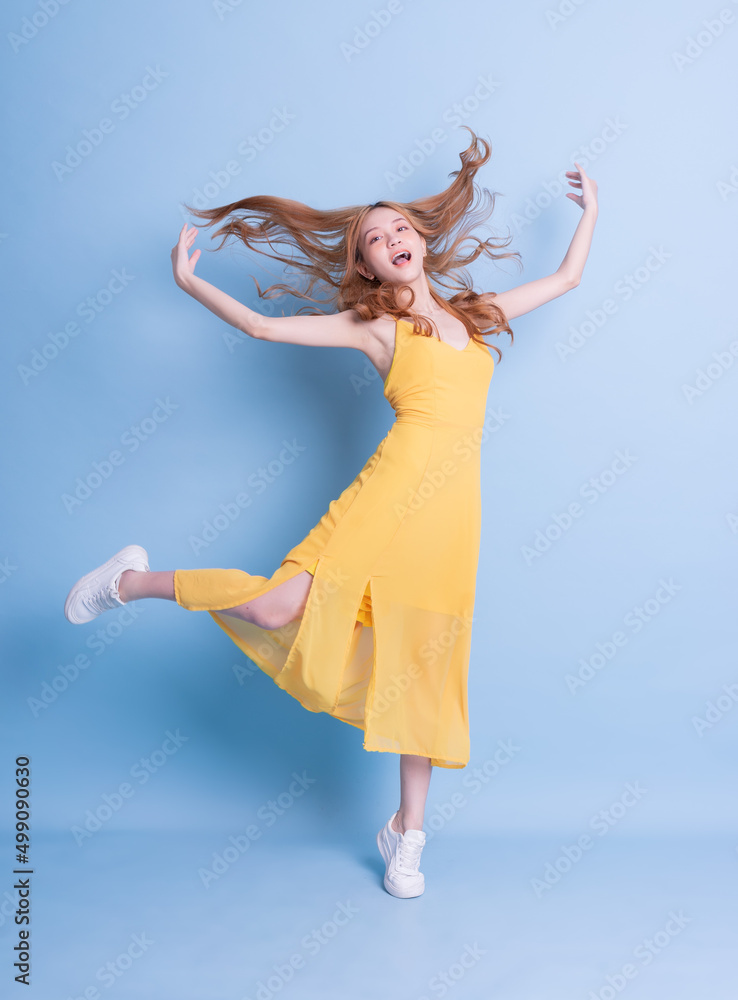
[376,811,426,898]
[64,545,150,624]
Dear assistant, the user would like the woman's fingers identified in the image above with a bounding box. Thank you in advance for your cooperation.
[564,161,598,210]
[565,164,584,207]
[171,224,199,277]
[171,223,203,284]
[176,226,196,252]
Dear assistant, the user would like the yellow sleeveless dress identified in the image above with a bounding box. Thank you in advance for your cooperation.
[173,317,495,768]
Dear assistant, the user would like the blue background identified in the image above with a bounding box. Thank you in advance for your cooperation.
[1,0,736,997]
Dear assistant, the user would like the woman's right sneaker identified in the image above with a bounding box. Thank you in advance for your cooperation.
[64,545,150,624]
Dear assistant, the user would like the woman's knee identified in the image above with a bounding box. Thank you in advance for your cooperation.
[249,605,290,630]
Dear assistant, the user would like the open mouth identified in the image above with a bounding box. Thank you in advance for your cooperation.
[392,251,412,266]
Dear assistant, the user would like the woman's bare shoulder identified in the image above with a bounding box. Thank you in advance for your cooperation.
[340,309,398,353]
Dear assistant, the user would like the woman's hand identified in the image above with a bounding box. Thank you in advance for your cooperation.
[565,162,598,213]
[171,223,201,289]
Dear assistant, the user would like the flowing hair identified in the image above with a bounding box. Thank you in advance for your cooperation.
[182,126,521,361]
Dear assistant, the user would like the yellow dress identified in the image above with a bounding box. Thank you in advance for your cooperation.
[173,317,495,768]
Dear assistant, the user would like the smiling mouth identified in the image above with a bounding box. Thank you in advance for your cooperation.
[392,251,412,265]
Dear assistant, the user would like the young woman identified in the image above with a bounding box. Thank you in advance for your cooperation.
[64,128,598,899]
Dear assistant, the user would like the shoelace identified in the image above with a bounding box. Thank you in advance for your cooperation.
[396,837,424,875]
[82,582,120,617]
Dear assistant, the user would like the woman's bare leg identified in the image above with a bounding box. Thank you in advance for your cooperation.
[119,570,176,601]
[117,568,313,627]
[392,754,433,834]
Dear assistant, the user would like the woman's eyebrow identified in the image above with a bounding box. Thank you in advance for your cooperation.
[363,217,405,240]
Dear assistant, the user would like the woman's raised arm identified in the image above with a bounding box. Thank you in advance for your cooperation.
[488,162,598,321]
[171,223,267,337]
[171,223,367,350]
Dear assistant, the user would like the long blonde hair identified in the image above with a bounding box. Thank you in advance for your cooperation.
[183,126,520,361]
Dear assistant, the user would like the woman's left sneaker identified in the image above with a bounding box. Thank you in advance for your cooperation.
[377,811,427,898]
[64,545,150,624]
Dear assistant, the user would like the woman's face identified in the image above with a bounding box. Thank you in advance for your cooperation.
[356,206,426,284]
